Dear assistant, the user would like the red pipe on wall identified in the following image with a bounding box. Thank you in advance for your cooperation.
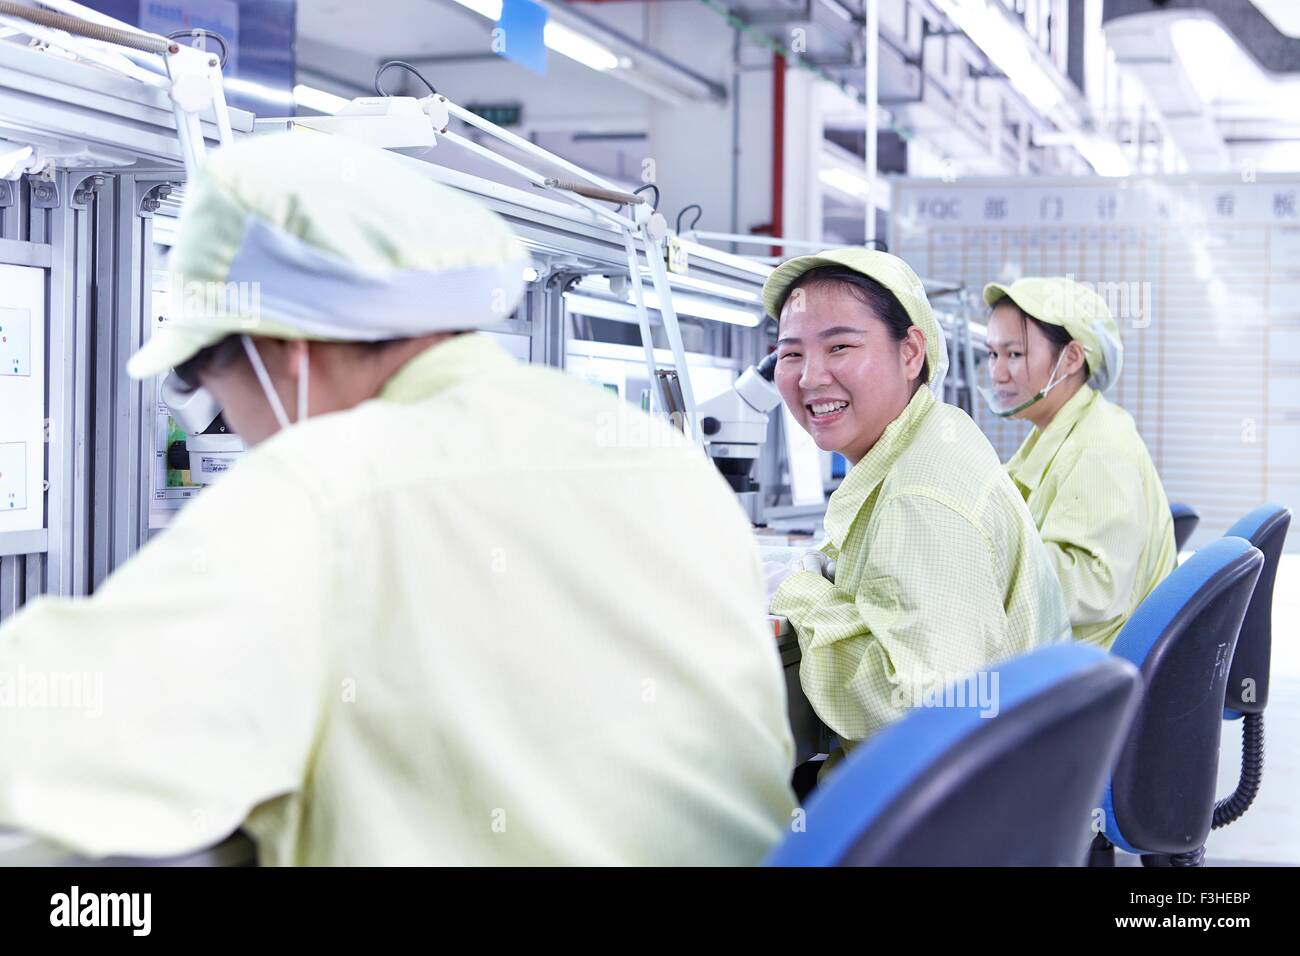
[772,51,784,259]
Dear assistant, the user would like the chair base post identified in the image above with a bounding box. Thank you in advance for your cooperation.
[1170,845,1206,867]
[1087,833,1115,867]
[1142,846,1205,867]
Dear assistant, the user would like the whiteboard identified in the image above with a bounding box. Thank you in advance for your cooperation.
[0,264,45,537]
[893,175,1300,551]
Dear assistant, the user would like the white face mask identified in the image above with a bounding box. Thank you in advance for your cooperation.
[240,335,309,433]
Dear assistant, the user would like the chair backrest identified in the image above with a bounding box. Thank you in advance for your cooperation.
[1103,537,1263,855]
[1170,502,1200,552]
[766,644,1141,866]
[1222,505,1291,715]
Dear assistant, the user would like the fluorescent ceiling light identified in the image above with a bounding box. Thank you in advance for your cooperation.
[937,0,1063,113]
[1074,133,1131,177]
[643,291,762,327]
[819,167,871,199]
[453,0,502,17]
[1168,18,1270,106]
[565,286,761,327]
[543,22,619,71]
[638,270,761,304]
[224,76,294,105]
[449,0,619,72]
[1251,0,1300,39]
[293,84,350,115]
[563,292,638,324]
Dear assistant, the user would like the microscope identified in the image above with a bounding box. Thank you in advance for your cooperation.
[698,352,781,524]
[159,373,245,484]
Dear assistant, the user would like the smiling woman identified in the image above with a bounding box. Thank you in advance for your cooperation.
[774,265,929,466]
[761,247,1072,767]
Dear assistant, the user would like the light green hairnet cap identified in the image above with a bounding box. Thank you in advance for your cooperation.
[128,131,530,379]
[761,247,948,397]
[982,276,1124,391]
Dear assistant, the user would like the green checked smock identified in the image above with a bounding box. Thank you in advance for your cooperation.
[772,386,1072,750]
[1006,385,1177,650]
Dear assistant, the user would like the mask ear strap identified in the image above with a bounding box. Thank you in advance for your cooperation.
[1042,347,1070,394]
[241,335,292,430]
[297,344,309,423]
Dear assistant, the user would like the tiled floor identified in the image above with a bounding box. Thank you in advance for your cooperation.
[1115,553,1300,867]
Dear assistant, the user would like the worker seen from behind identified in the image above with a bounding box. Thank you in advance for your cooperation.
[0,133,797,865]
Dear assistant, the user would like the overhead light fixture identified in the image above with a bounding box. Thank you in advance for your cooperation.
[644,291,761,328]
[1074,133,1131,177]
[223,76,294,106]
[819,167,872,199]
[1250,0,1300,39]
[564,285,761,328]
[452,0,502,17]
[638,270,762,304]
[449,0,619,72]
[543,22,619,71]
[1168,17,1271,106]
[936,0,1063,114]
[293,84,350,115]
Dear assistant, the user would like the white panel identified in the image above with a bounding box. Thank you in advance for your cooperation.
[782,403,825,509]
[0,306,31,376]
[1270,329,1300,361]
[0,442,27,511]
[0,264,44,536]
[1268,426,1300,470]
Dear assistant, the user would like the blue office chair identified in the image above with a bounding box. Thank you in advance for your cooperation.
[1096,537,1263,867]
[767,644,1141,866]
[1213,505,1291,832]
[1170,502,1200,552]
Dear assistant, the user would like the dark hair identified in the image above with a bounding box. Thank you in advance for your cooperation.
[779,266,930,387]
[990,295,1082,372]
[173,334,247,390]
[172,333,408,392]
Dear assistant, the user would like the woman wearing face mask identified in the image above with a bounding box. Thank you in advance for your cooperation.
[766,249,1070,759]
[982,277,1176,650]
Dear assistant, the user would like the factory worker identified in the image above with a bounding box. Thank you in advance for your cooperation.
[982,277,1176,650]
[0,133,797,865]
[765,248,1070,759]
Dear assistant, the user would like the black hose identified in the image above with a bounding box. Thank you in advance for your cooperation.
[1212,713,1264,829]
[676,203,702,234]
[633,183,660,212]
[374,60,437,97]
